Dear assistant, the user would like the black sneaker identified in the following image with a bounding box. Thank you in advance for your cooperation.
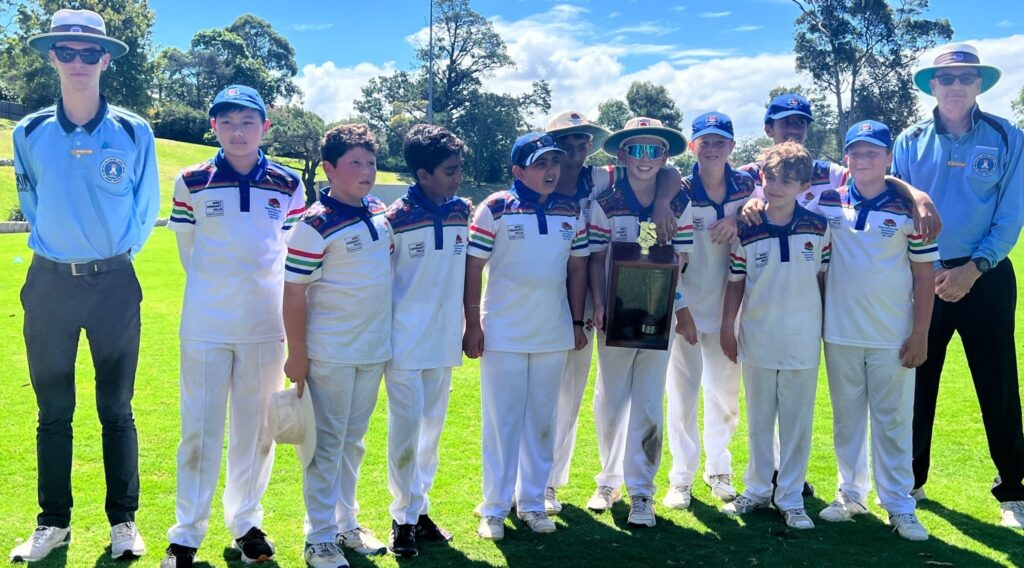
[160,544,197,568]
[416,514,453,542]
[769,470,816,502]
[390,521,418,558]
[233,527,275,563]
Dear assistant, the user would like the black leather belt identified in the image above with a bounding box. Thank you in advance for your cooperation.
[33,252,132,276]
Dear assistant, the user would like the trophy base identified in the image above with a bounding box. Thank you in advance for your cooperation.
[640,317,660,336]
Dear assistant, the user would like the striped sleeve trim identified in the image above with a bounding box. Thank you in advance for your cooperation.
[285,247,324,275]
[469,224,495,252]
[282,207,306,231]
[588,223,611,247]
[170,198,195,225]
[821,243,832,264]
[907,234,939,260]
[672,223,694,247]
[729,252,747,275]
[572,227,589,251]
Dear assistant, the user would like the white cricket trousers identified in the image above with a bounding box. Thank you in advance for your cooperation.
[666,330,741,486]
[548,326,595,489]
[168,339,285,548]
[302,360,385,544]
[479,350,567,517]
[824,343,916,515]
[385,365,453,525]
[741,364,817,511]
[593,340,670,497]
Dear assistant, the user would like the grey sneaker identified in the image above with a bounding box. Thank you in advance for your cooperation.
[304,541,349,568]
[704,473,738,502]
[890,512,929,540]
[586,485,622,512]
[544,487,562,515]
[9,526,71,563]
[110,521,146,559]
[1000,500,1024,529]
[518,510,556,533]
[819,493,869,522]
[662,484,692,509]
[782,508,815,529]
[627,495,656,527]
[477,516,505,541]
[336,528,386,556]
[722,494,768,517]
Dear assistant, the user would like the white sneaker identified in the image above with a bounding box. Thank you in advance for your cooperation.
[336,528,386,556]
[627,495,656,527]
[544,487,562,515]
[877,487,927,507]
[782,508,815,529]
[819,494,869,522]
[477,516,505,541]
[474,502,512,518]
[9,526,71,562]
[1000,500,1024,529]
[110,521,146,559]
[518,510,556,533]
[586,485,621,511]
[704,473,738,502]
[889,512,930,541]
[662,484,692,509]
[722,494,767,517]
[304,541,349,568]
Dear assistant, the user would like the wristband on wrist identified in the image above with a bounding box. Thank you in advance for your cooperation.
[573,320,585,327]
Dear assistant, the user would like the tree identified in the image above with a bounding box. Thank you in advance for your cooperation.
[597,98,631,131]
[625,81,683,130]
[150,101,211,145]
[226,14,298,103]
[792,0,952,149]
[767,85,840,161]
[1011,86,1024,128]
[732,135,774,167]
[264,106,327,204]
[1,0,157,111]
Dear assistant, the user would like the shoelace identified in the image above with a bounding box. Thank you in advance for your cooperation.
[597,486,616,500]
[710,474,731,485]
[521,511,547,522]
[632,497,652,513]
[111,522,135,542]
[891,513,920,527]
[787,508,809,518]
[31,527,55,545]
[1006,501,1024,514]
[310,542,336,558]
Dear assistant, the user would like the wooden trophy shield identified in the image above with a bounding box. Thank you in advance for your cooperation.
[604,241,679,350]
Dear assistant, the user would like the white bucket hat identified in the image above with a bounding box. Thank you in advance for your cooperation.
[268,387,316,468]
[913,42,1001,96]
[28,9,129,59]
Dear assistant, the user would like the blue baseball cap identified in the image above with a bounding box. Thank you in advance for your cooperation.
[511,132,565,167]
[844,120,892,151]
[765,93,813,123]
[209,85,267,120]
[691,112,734,140]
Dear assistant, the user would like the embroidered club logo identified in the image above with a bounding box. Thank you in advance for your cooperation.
[880,217,898,238]
[560,221,574,240]
[637,119,651,127]
[569,113,583,125]
[802,241,816,261]
[804,192,814,202]
[100,157,126,183]
[973,153,997,177]
[70,26,82,32]
[561,221,573,231]
[951,52,965,62]
[858,122,874,134]
[706,115,719,125]
[268,198,280,208]
[883,219,897,227]
[227,87,240,97]
[265,197,282,220]
[788,97,800,108]
[804,241,814,251]
[453,233,466,255]
[455,234,463,244]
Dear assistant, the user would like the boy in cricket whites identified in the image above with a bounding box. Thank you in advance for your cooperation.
[587,117,694,527]
[162,85,304,568]
[543,111,682,514]
[284,124,392,568]
[811,120,936,541]
[383,124,469,556]
[465,133,589,541]
[664,112,755,510]
[721,142,830,530]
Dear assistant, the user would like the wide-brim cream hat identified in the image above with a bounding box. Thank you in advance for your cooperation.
[545,111,611,156]
[268,387,316,468]
[603,116,687,158]
[29,9,129,59]
[913,42,1000,96]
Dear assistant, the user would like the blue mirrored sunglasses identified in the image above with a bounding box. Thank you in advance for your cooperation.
[625,144,667,160]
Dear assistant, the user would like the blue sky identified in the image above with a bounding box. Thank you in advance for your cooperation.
[147,0,1024,137]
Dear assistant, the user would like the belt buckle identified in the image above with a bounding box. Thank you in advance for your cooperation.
[70,261,94,276]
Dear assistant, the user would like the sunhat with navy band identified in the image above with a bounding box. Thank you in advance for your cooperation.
[602,117,687,158]
[29,9,129,59]
[914,42,1001,96]
[544,111,611,155]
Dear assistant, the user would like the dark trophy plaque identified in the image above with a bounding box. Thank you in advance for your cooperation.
[604,222,679,350]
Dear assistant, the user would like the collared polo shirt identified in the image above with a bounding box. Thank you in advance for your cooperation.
[168,150,305,342]
[386,185,471,370]
[729,207,831,370]
[467,181,589,354]
[13,96,160,262]
[892,105,1024,264]
[810,182,939,349]
[285,190,394,365]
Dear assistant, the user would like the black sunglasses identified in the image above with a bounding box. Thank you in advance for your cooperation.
[51,45,107,65]
[934,73,979,87]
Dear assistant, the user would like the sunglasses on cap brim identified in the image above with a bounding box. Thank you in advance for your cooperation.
[51,45,107,65]
[624,144,667,160]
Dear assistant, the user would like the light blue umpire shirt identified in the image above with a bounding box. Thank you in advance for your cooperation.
[892,105,1024,266]
[13,96,160,263]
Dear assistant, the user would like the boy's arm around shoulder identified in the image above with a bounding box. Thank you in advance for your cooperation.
[652,166,683,243]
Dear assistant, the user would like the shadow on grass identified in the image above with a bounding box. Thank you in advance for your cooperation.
[920,499,1024,567]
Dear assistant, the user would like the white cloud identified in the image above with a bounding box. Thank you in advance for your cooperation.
[997,20,1014,28]
[670,5,687,11]
[291,23,334,32]
[701,11,731,18]
[613,22,677,36]
[733,25,764,32]
[295,61,398,122]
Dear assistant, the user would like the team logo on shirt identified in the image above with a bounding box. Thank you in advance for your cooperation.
[205,199,224,217]
[880,217,898,238]
[754,250,769,269]
[100,157,126,183]
[453,233,466,255]
[508,224,526,240]
[409,241,426,259]
[973,153,997,177]
[345,234,363,253]
[803,191,814,203]
[802,241,816,261]
[827,215,842,229]
[560,221,574,240]
[265,197,282,220]
[693,216,705,231]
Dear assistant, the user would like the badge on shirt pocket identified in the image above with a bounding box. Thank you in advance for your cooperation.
[967,146,1001,196]
[205,200,224,217]
[95,150,132,196]
[508,224,526,240]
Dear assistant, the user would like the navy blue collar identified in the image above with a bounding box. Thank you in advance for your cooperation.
[616,176,655,219]
[511,180,573,206]
[691,163,739,205]
[849,180,897,209]
[215,149,269,182]
[760,206,802,235]
[933,104,982,136]
[57,95,108,135]
[408,184,458,216]
[319,187,371,216]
